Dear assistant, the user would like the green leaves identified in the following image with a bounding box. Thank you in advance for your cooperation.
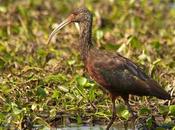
[0,0,174,129]
[36,87,47,98]
[152,41,161,50]
[96,30,104,40]
[139,107,151,116]
[88,86,96,102]
[128,36,141,49]
[10,102,24,115]
[116,104,130,120]
[76,76,87,86]
[0,112,5,124]
[0,58,5,69]
[173,126,175,130]
[158,105,169,115]
[0,44,12,70]
[77,115,82,124]
[75,76,96,104]
[51,90,60,99]
[50,108,57,118]
[68,60,76,66]
[169,105,175,116]
[146,116,153,128]
[75,76,88,97]
[0,84,11,94]
[31,103,37,111]
[44,74,68,84]
[103,43,120,51]
[121,110,130,120]
[159,105,175,116]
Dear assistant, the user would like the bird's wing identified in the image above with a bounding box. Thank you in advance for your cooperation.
[94,53,170,99]
[118,54,149,80]
[93,53,149,95]
[117,54,170,99]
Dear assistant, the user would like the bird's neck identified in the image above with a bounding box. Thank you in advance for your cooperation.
[79,20,93,62]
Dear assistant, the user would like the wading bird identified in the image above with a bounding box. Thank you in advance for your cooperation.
[47,7,171,130]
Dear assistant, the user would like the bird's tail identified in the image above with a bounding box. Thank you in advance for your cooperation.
[147,79,171,100]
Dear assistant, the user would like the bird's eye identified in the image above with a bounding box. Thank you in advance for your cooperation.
[72,11,78,16]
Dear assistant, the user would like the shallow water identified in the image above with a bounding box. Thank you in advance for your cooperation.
[38,125,133,130]
[42,127,127,130]
[32,120,174,130]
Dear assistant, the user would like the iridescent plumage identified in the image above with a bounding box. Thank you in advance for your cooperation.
[48,7,170,130]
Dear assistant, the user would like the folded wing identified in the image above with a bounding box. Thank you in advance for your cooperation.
[95,53,170,99]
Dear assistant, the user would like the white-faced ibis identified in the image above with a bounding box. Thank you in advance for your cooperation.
[47,7,171,130]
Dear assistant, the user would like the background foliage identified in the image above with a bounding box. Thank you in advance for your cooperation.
[0,0,175,129]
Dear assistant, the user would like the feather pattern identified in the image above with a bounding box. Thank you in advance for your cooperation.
[86,49,170,99]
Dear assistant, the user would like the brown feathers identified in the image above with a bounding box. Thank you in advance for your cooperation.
[85,49,170,99]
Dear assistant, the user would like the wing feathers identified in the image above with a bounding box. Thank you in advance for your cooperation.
[146,79,171,99]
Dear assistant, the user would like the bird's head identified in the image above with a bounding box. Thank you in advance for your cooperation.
[71,7,92,22]
[47,7,92,44]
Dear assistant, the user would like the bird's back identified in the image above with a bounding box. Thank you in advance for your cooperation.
[85,49,171,99]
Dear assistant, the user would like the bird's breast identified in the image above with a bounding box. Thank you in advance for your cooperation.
[85,59,109,87]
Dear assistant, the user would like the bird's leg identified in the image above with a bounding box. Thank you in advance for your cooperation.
[106,96,116,130]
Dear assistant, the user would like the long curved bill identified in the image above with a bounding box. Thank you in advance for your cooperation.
[47,18,72,44]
